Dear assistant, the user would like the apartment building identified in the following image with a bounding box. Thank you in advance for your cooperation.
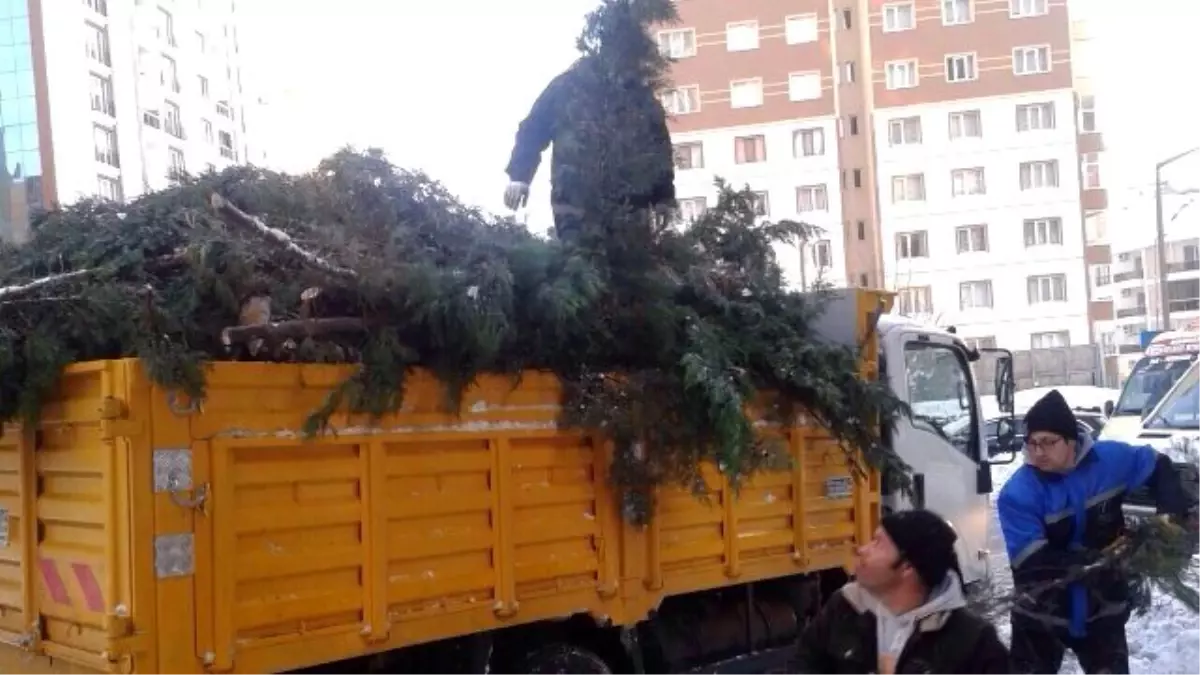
[659,0,1104,351]
[0,0,255,242]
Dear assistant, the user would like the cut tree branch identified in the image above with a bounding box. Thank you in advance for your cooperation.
[0,269,99,301]
[221,317,369,346]
[209,193,358,280]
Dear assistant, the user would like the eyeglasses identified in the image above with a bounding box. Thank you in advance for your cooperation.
[1025,436,1064,454]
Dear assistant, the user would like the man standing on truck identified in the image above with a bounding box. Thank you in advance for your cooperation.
[998,389,1197,674]
[794,509,1011,674]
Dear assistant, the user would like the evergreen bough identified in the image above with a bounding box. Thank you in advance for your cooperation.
[0,0,913,523]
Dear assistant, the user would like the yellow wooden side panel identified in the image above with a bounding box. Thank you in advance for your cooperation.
[0,425,33,644]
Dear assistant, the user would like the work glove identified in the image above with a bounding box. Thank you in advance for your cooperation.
[503,181,530,211]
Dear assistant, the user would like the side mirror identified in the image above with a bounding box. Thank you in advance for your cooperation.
[988,416,1019,465]
[991,349,1015,414]
[1104,400,1114,417]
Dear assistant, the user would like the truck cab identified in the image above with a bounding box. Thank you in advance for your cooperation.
[874,315,1015,587]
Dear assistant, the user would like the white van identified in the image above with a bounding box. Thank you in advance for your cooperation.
[1123,360,1199,516]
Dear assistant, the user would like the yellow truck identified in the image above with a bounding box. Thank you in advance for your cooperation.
[0,289,1015,673]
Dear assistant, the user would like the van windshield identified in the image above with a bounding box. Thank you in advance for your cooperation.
[1113,354,1196,416]
[1145,366,1199,430]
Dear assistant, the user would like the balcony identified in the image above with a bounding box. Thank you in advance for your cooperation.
[1167,259,1200,274]
[1118,343,1144,354]
[1169,298,1200,313]
[1113,268,1145,283]
[219,146,236,160]
[1116,306,1147,319]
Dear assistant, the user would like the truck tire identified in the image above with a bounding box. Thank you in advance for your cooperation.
[519,643,612,674]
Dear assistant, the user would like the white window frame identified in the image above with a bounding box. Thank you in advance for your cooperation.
[839,61,856,84]
[752,191,770,217]
[959,280,994,310]
[1027,275,1068,304]
[885,59,918,90]
[661,86,700,115]
[1013,45,1051,75]
[1019,160,1059,190]
[888,116,922,146]
[882,2,916,32]
[955,224,988,253]
[942,0,973,26]
[813,240,833,269]
[945,52,978,83]
[726,20,760,52]
[785,14,819,44]
[951,167,986,196]
[96,174,121,201]
[1023,217,1063,246]
[1079,95,1097,132]
[788,71,822,102]
[1082,152,1101,189]
[897,286,933,315]
[1010,0,1049,18]
[86,22,110,66]
[93,124,118,167]
[168,146,186,178]
[1031,330,1071,349]
[796,185,829,213]
[948,110,982,139]
[89,72,114,116]
[734,134,767,164]
[730,78,764,109]
[793,127,825,157]
[895,231,929,259]
[677,197,707,224]
[1016,102,1055,131]
[891,173,926,203]
[656,28,697,59]
[673,142,704,170]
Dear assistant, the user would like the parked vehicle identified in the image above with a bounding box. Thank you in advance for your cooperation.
[1123,360,1200,516]
[1101,331,1199,443]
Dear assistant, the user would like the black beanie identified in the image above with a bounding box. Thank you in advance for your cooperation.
[1023,389,1077,442]
[880,509,960,590]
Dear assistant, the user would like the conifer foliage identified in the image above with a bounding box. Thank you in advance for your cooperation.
[0,0,912,523]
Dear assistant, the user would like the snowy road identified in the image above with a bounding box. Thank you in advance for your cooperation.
[975,461,1200,674]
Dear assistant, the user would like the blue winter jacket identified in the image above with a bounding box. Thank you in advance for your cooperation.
[997,434,1187,638]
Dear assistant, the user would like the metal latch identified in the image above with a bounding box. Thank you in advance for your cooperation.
[0,506,9,549]
[153,448,209,512]
[155,533,195,578]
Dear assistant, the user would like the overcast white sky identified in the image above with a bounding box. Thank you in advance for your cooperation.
[236,0,1200,246]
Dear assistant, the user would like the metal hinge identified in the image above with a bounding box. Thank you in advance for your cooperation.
[154,533,194,578]
[153,448,209,512]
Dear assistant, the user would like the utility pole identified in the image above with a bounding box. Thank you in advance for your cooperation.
[1154,146,1200,331]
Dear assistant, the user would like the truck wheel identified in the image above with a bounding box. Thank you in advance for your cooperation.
[519,643,612,674]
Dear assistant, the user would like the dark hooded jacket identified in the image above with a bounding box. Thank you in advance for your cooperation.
[504,59,676,214]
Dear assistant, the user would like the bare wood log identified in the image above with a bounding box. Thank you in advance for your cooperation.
[221,317,368,346]
[209,193,358,280]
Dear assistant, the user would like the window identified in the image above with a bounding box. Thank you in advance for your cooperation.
[1013,46,1051,75]
[1010,0,1048,18]
[785,14,819,44]
[195,30,206,54]
[202,118,213,143]
[959,281,993,310]
[161,54,179,93]
[813,240,832,268]
[1019,160,1059,189]
[93,124,118,167]
[839,61,856,84]
[657,28,696,58]
[955,224,989,253]
[751,191,770,217]
[205,162,216,173]
[897,286,933,314]
[678,197,706,224]
[734,135,766,164]
[157,7,176,47]
[943,0,973,25]
[895,231,929,259]
[888,116,922,146]
[1082,152,1101,189]
[96,175,121,201]
[86,23,110,66]
[726,21,759,51]
[198,75,209,98]
[951,167,986,196]
[142,109,161,129]
[1016,102,1055,131]
[853,169,862,188]
[661,86,700,115]
[673,142,703,170]
[859,273,869,287]
[885,60,918,89]
[794,128,825,157]
[882,2,915,32]
[1094,264,1111,286]
[788,72,822,101]
[857,220,865,240]
[1079,95,1097,132]
[848,115,859,135]
[1027,274,1068,304]
[89,73,114,115]
[1024,217,1063,246]
[218,131,235,160]
[945,53,977,82]
[948,110,982,139]
[164,101,183,138]
[964,336,997,350]
[891,173,926,203]
[168,147,186,180]
[85,0,108,15]
[730,79,763,108]
[796,185,828,212]
[1031,331,1070,349]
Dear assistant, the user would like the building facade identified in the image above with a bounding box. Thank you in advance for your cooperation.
[0,0,255,241]
[659,0,1106,351]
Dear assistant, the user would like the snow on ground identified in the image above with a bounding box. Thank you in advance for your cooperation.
[980,460,1200,674]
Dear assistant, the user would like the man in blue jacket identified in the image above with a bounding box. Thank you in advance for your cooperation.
[998,389,1196,674]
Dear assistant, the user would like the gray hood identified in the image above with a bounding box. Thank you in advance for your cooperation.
[841,570,968,666]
